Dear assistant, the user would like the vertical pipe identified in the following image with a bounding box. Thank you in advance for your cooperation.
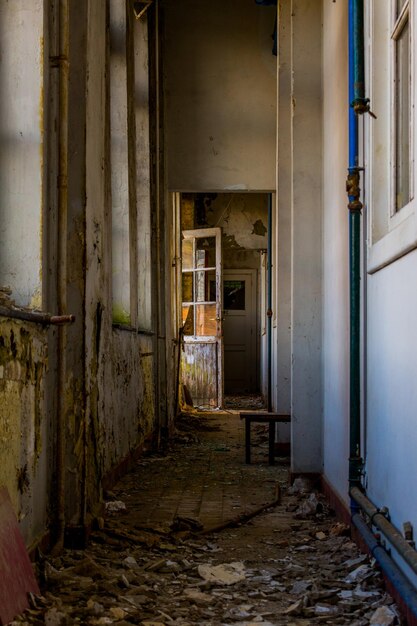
[267,193,273,413]
[51,0,69,555]
[348,0,363,501]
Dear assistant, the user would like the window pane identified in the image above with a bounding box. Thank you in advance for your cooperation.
[111,0,131,324]
[209,277,217,302]
[224,280,246,310]
[182,305,194,335]
[395,19,410,210]
[0,2,44,308]
[196,237,216,267]
[196,304,217,336]
[182,272,193,303]
[182,239,194,270]
[196,270,205,302]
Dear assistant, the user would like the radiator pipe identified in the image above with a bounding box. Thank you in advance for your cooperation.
[352,513,417,619]
[351,486,417,577]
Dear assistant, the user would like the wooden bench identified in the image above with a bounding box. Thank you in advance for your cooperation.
[240,412,291,465]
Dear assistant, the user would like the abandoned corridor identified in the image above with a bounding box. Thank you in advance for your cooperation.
[16,412,399,625]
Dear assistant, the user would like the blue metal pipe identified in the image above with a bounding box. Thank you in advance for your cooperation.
[348,0,358,170]
[353,514,417,620]
[348,0,363,497]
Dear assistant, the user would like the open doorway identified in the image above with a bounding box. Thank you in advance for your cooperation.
[175,192,270,409]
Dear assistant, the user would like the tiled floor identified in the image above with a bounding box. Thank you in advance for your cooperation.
[110,412,288,532]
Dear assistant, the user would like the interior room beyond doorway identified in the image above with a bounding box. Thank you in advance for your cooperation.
[178,192,269,409]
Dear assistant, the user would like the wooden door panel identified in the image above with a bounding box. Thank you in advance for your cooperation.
[181,342,218,407]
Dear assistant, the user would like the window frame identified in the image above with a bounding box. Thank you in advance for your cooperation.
[390,0,413,215]
[367,0,417,274]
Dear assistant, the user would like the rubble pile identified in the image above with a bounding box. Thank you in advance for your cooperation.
[12,492,401,625]
[10,415,402,625]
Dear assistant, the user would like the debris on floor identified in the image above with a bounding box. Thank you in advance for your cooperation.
[224,394,265,411]
[12,413,402,625]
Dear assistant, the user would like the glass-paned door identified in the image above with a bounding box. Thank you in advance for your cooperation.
[180,228,223,407]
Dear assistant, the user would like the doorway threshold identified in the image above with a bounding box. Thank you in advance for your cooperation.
[224,393,265,411]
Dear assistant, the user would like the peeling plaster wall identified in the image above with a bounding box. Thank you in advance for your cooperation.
[104,332,155,473]
[0,0,167,546]
[0,2,53,548]
[182,193,267,267]
[85,0,110,516]
[163,0,277,192]
[0,321,50,545]
[83,0,159,516]
[81,0,161,522]
[207,194,268,266]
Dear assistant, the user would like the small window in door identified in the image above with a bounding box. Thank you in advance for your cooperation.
[224,280,246,310]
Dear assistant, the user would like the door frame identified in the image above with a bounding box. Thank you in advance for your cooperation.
[180,226,224,407]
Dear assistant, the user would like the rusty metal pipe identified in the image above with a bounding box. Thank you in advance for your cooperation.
[50,0,70,556]
[0,306,74,326]
[351,486,417,577]
[352,513,417,620]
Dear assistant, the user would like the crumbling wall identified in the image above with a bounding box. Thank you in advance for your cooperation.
[0,321,51,546]
[0,0,169,548]
[182,192,268,270]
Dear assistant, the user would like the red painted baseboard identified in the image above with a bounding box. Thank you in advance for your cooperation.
[0,487,40,625]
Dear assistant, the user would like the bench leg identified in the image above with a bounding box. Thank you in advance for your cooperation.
[268,421,275,465]
[245,419,251,464]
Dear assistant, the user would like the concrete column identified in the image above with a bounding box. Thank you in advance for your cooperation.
[275,0,292,421]
[290,0,323,474]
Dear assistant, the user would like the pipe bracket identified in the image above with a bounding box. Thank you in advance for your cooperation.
[370,509,389,527]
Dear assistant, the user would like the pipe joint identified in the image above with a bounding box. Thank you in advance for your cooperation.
[349,454,364,489]
[346,170,363,213]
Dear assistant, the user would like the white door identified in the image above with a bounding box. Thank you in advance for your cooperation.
[222,270,257,393]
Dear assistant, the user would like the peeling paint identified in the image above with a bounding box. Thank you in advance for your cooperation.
[0,320,47,528]
[112,304,131,326]
[252,219,267,237]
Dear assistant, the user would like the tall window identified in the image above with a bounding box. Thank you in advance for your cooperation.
[367,0,416,270]
[0,2,44,308]
[392,0,412,211]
